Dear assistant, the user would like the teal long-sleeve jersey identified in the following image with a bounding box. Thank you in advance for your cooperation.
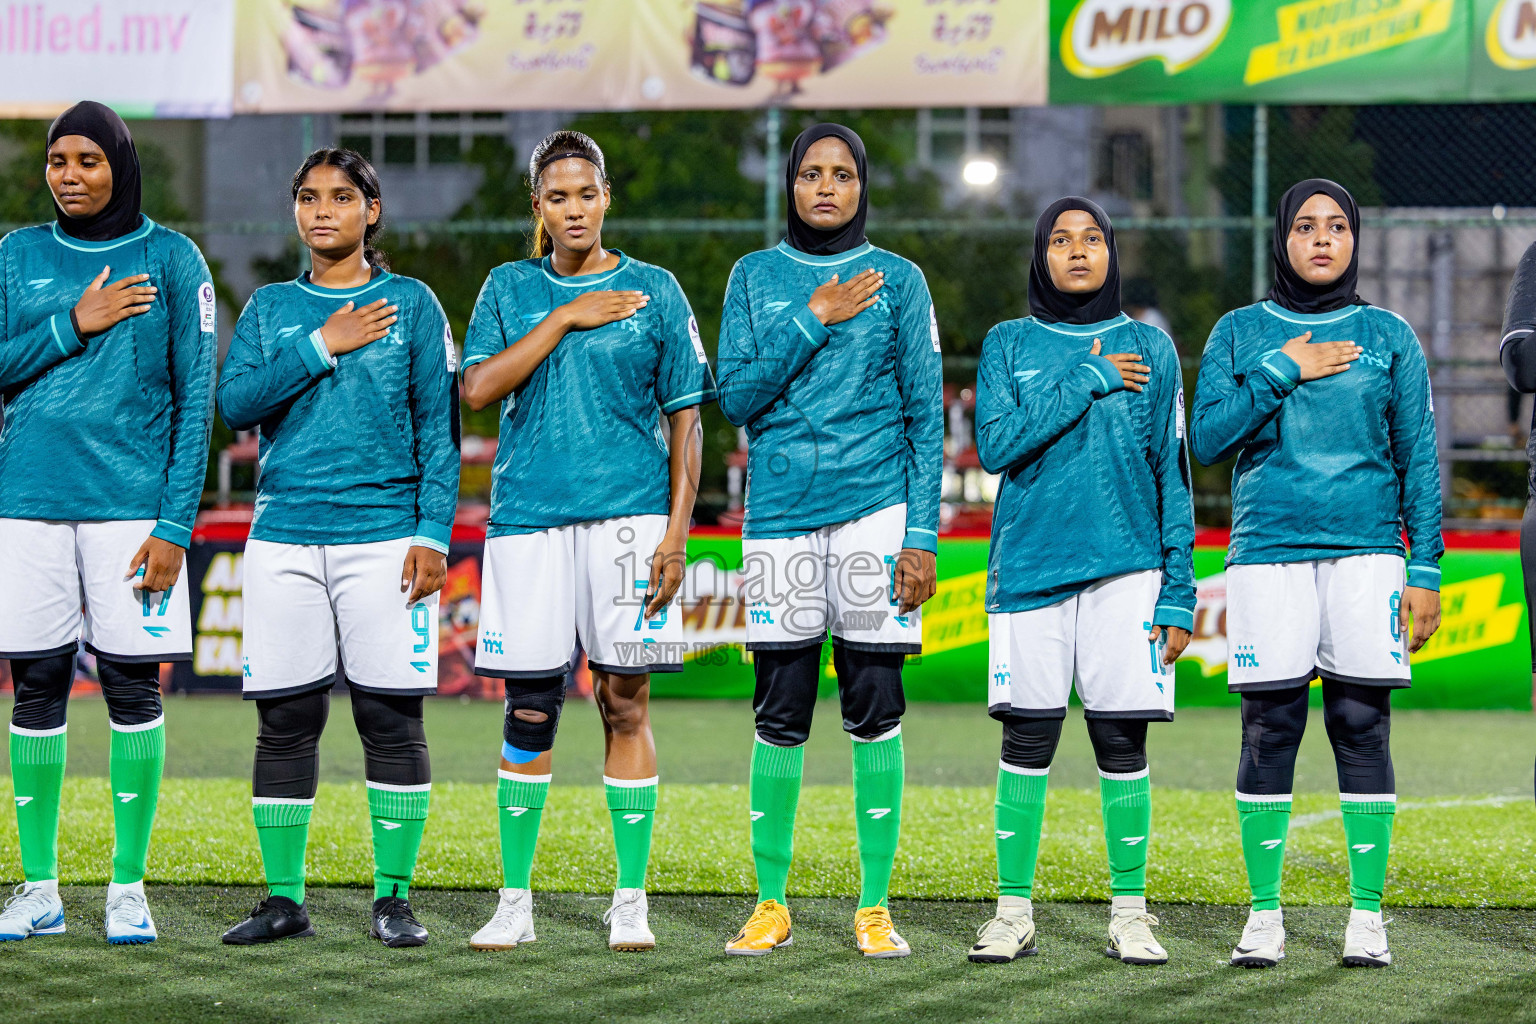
[215,271,461,551]
[461,252,716,537]
[716,241,943,552]
[0,218,216,547]
[1190,300,1443,590]
[976,314,1196,629]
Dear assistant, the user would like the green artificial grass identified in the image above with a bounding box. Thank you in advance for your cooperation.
[7,889,1536,1024]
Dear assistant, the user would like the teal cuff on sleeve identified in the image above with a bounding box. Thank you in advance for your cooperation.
[902,528,938,554]
[660,388,718,413]
[150,519,193,548]
[412,520,452,554]
[1081,355,1125,397]
[1259,351,1301,390]
[50,312,85,357]
[1151,603,1195,633]
[297,329,338,377]
[792,307,832,348]
[1406,563,1441,592]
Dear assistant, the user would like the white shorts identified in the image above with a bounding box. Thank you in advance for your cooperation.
[0,519,191,662]
[476,515,685,678]
[741,503,921,653]
[242,537,440,698]
[987,570,1174,721]
[1226,554,1410,692]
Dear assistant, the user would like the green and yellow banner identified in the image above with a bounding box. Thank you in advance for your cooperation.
[658,536,1534,710]
[1050,0,1507,103]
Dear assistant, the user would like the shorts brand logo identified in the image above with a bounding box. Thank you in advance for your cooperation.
[1233,645,1260,669]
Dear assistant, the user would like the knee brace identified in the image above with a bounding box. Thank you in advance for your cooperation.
[1085,717,1149,775]
[503,677,566,760]
[1237,686,1310,796]
[254,689,330,800]
[9,653,75,731]
[751,644,821,747]
[351,690,430,787]
[1321,679,1394,794]
[97,659,163,726]
[832,644,905,740]
[999,715,1063,771]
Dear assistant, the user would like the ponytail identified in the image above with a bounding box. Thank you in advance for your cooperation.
[290,147,389,271]
[527,130,608,260]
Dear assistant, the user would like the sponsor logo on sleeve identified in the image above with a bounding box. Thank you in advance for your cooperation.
[688,315,708,363]
[929,305,941,353]
[198,281,216,333]
[443,323,459,373]
[1176,387,1186,439]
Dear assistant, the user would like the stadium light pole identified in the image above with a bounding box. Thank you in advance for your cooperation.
[1251,104,1268,302]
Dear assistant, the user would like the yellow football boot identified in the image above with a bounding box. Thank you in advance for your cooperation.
[854,906,910,958]
[725,899,792,956]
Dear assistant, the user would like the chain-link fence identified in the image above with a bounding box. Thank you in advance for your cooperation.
[8,103,1535,529]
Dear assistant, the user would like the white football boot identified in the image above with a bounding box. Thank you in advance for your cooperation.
[104,880,157,944]
[1105,896,1168,965]
[968,895,1038,963]
[604,888,656,951]
[1230,908,1285,968]
[0,880,65,941]
[469,888,536,950]
[1342,909,1391,967]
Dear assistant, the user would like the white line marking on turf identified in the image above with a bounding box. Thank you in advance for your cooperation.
[1289,795,1524,830]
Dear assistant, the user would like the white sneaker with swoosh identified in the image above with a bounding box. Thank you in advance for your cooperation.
[605,888,655,951]
[0,880,65,941]
[1105,896,1168,965]
[1231,908,1285,968]
[1343,908,1391,967]
[105,881,157,944]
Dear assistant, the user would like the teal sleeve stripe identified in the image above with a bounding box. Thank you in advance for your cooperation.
[297,329,336,377]
[1259,351,1301,388]
[1406,566,1441,592]
[660,388,716,413]
[49,313,83,357]
[1083,361,1112,393]
[1407,563,1441,573]
[1152,603,1195,633]
[461,353,491,368]
[792,307,832,347]
[150,519,193,547]
[413,519,453,550]
[410,533,450,554]
[901,529,938,554]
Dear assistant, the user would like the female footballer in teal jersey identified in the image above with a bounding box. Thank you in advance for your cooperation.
[968,198,1194,967]
[460,131,714,953]
[1192,180,1442,969]
[216,150,460,949]
[717,123,943,958]
[0,102,217,945]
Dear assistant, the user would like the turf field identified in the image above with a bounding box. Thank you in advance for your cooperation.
[3,695,1536,1022]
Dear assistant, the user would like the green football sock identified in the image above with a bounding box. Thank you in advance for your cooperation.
[10,725,67,882]
[1237,793,1293,910]
[996,764,1049,899]
[367,782,431,900]
[605,776,658,890]
[253,798,313,903]
[1341,794,1395,913]
[749,737,803,905]
[852,729,904,910]
[497,770,550,890]
[109,717,165,884]
[1099,769,1151,897]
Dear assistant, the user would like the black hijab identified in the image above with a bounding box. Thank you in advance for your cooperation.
[784,123,868,256]
[46,101,142,242]
[1267,178,1365,315]
[1028,196,1122,326]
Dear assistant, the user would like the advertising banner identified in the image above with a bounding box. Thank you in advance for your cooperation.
[1472,0,1536,97]
[232,0,1046,113]
[0,0,235,118]
[154,527,1532,711]
[1050,0,1474,105]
